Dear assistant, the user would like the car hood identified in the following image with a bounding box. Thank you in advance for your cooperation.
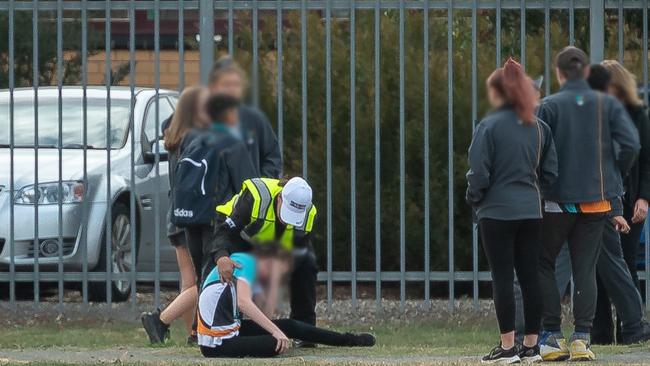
[0,148,110,188]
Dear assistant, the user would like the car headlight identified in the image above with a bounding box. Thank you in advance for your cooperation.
[15,181,85,205]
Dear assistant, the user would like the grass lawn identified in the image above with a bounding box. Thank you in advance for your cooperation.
[1,317,649,365]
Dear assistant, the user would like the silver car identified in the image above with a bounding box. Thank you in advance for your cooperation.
[0,86,179,301]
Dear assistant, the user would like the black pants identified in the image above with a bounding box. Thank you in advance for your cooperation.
[290,251,318,326]
[620,203,644,292]
[479,218,543,335]
[185,225,214,288]
[200,319,354,358]
[539,212,606,333]
[591,220,645,343]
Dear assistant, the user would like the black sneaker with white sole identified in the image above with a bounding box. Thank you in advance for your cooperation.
[517,343,542,363]
[140,309,170,344]
[481,344,521,364]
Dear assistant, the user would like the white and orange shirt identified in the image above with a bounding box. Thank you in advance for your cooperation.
[197,253,256,348]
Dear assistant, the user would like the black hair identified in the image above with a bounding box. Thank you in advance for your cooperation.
[587,64,612,92]
[555,46,589,81]
[206,93,240,122]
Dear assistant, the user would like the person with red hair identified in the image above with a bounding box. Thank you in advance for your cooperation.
[466,58,558,364]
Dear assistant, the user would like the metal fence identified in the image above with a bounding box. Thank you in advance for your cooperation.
[1,0,649,313]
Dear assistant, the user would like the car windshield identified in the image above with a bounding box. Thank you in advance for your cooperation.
[0,95,131,149]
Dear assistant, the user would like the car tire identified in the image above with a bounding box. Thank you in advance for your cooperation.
[88,202,137,302]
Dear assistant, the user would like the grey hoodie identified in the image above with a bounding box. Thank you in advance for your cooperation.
[536,79,640,204]
[466,106,558,221]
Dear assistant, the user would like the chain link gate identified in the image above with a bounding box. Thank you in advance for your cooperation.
[0,0,649,313]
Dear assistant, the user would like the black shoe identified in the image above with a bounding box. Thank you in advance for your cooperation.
[619,321,650,345]
[140,309,170,344]
[347,332,376,347]
[481,344,520,364]
[590,334,614,345]
[294,340,318,348]
[517,343,542,363]
[186,333,198,346]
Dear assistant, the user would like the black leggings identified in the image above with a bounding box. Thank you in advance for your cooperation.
[200,319,355,358]
[479,218,542,335]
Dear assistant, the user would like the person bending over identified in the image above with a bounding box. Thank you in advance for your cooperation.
[467,58,558,364]
[211,176,320,336]
[197,250,375,358]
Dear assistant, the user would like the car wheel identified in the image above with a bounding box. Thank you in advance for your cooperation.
[88,202,136,302]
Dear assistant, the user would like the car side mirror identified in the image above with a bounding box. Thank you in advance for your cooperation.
[143,140,169,164]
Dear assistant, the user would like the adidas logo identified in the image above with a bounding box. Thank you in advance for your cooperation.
[174,208,194,218]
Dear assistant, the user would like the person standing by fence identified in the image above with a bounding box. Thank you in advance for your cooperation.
[208,55,282,179]
[536,46,640,362]
[589,61,650,345]
[141,93,257,344]
[467,58,558,364]
[146,86,211,343]
[601,60,650,293]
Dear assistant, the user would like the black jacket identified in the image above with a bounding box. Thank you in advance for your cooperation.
[624,104,650,204]
[161,104,282,180]
[537,79,640,203]
[239,105,283,178]
[163,119,201,236]
[466,106,558,220]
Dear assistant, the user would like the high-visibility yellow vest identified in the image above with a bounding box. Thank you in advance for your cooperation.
[216,178,317,250]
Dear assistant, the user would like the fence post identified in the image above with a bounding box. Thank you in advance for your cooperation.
[199,0,214,83]
[590,0,605,62]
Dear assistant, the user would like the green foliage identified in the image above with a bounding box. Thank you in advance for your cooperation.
[0,10,101,88]
[231,9,591,273]
[0,8,647,275]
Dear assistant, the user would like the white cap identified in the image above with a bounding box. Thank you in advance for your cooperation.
[279,177,312,227]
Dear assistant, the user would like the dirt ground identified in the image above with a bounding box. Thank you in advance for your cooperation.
[0,347,647,365]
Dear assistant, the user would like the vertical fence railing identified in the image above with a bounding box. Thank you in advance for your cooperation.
[7,0,16,311]
[350,0,358,310]
[0,0,649,312]
[81,0,89,306]
[373,0,382,311]
[104,0,113,306]
[128,0,137,309]
[447,0,455,312]
[32,0,40,310]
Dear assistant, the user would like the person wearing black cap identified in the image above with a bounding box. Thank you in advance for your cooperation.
[536,46,640,361]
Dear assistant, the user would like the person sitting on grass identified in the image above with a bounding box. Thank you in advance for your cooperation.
[197,247,375,358]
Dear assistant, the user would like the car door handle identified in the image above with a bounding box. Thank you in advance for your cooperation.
[140,195,153,211]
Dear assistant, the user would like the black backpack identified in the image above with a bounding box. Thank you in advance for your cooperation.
[171,132,224,227]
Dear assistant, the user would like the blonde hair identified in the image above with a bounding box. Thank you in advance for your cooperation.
[164,86,206,152]
[601,60,643,107]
